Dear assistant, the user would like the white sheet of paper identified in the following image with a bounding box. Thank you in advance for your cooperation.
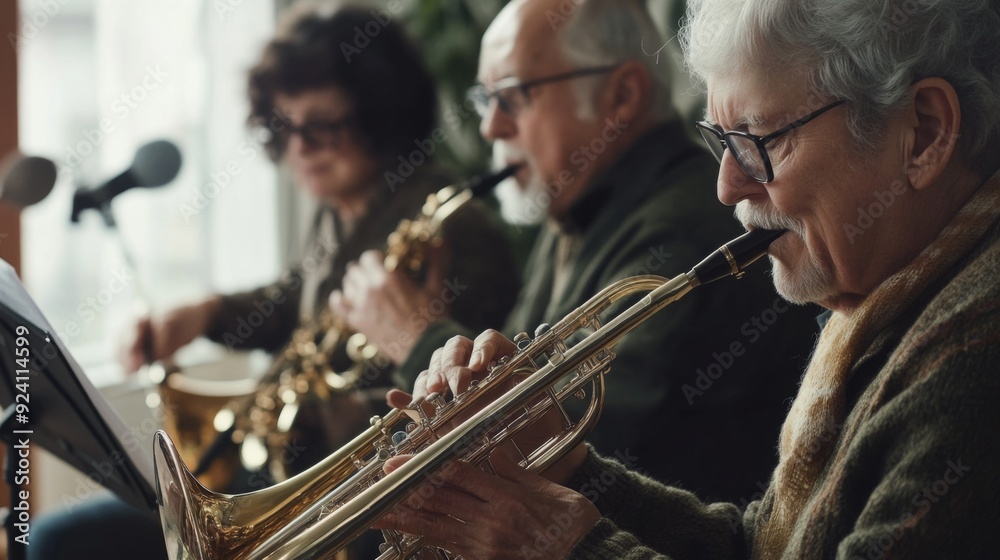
[0,258,155,488]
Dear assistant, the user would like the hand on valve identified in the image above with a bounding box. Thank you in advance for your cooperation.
[376,330,599,560]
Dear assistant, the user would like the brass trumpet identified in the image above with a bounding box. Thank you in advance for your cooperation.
[158,165,521,488]
[153,228,785,559]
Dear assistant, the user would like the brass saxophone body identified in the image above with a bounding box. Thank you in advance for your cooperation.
[157,165,521,487]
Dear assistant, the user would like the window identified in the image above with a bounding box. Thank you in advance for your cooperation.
[18,0,287,384]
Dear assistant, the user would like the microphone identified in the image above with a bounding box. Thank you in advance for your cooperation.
[0,155,58,209]
[70,139,182,223]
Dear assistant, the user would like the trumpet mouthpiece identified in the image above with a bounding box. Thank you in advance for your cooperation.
[691,229,786,285]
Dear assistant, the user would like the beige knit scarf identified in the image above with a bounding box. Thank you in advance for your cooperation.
[754,171,1000,559]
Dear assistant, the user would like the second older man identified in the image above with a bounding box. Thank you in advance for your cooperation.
[332,0,818,502]
[378,0,1000,557]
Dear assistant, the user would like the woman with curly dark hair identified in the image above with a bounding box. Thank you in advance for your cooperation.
[30,4,517,559]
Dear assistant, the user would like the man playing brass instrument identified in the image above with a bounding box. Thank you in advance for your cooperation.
[334,0,820,506]
[382,0,1000,557]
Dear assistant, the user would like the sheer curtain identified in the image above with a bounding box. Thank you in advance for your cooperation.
[18,0,286,384]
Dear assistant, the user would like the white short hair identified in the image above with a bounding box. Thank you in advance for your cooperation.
[680,0,1000,172]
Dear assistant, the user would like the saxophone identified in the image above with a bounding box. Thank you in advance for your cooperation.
[153,228,785,559]
[157,165,521,488]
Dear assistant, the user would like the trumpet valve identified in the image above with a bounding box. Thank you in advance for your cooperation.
[409,399,434,430]
[426,392,447,412]
[513,332,531,350]
[391,431,409,446]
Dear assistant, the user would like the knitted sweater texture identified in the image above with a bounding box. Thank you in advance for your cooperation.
[568,184,1000,559]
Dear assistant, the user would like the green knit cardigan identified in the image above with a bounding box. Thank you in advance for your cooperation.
[566,219,1000,559]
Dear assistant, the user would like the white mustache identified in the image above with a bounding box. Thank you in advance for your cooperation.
[491,141,528,170]
[734,200,804,237]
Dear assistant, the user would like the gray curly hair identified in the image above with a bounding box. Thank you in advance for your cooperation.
[680,0,1000,174]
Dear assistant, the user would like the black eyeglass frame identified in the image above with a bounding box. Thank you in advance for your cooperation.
[267,116,356,155]
[695,99,846,183]
[467,64,621,117]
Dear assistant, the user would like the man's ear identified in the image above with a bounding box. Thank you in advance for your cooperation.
[602,61,652,124]
[905,77,961,190]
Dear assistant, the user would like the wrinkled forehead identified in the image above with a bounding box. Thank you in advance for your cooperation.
[704,69,814,130]
[477,0,569,85]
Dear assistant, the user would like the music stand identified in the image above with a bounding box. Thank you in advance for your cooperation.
[0,259,157,558]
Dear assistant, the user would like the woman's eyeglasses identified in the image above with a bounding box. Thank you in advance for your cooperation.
[265,116,355,155]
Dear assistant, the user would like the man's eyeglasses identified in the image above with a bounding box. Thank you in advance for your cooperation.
[467,65,620,118]
[695,100,846,183]
[267,117,354,155]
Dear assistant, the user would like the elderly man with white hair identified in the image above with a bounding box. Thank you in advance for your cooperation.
[377,0,1000,558]
[333,0,818,504]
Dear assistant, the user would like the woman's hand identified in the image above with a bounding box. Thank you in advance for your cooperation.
[121,296,221,372]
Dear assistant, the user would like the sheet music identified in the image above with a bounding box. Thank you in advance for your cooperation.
[0,259,155,487]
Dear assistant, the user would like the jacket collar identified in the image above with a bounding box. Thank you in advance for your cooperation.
[559,119,701,234]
